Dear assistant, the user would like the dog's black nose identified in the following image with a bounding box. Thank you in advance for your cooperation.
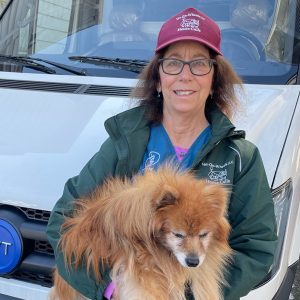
[185,256,199,267]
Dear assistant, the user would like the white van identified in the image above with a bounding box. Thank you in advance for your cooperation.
[0,1,299,299]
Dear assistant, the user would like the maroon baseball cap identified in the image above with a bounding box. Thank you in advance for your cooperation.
[155,7,222,55]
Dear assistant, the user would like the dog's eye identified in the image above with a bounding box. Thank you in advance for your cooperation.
[199,232,208,238]
[172,232,185,239]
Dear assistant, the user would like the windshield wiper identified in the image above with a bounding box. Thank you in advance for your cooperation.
[69,56,148,73]
[0,55,56,74]
[0,55,87,75]
[30,57,87,76]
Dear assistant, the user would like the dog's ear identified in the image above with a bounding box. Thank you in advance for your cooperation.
[155,184,179,210]
[202,184,229,217]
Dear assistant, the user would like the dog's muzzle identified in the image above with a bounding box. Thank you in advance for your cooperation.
[185,255,199,267]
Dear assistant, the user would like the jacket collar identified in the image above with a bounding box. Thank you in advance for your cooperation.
[104,104,245,174]
[104,106,149,139]
[208,104,245,141]
[105,104,241,139]
[104,106,150,176]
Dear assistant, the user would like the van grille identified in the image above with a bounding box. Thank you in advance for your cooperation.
[19,207,51,222]
[0,79,80,93]
[35,240,54,255]
[13,271,53,287]
[0,205,54,288]
[0,78,132,96]
[85,84,132,96]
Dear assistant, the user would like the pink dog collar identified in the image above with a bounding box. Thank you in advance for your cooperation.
[104,281,115,299]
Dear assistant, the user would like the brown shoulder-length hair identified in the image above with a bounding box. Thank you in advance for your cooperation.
[131,48,244,123]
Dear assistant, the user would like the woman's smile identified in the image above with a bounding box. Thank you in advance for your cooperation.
[174,90,196,96]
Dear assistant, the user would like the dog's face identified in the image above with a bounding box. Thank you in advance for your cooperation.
[164,221,213,268]
[151,176,230,269]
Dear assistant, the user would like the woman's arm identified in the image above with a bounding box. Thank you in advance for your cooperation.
[47,138,118,300]
[223,147,278,300]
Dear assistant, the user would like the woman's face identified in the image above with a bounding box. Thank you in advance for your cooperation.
[158,40,214,118]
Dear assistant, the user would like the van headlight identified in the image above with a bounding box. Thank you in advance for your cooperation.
[271,179,293,276]
[257,179,293,286]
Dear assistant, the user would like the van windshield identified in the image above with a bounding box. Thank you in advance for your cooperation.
[0,0,299,83]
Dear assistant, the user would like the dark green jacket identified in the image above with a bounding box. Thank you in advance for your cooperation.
[46,105,277,300]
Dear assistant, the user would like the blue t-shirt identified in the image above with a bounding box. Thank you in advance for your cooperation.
[140,123,211,171]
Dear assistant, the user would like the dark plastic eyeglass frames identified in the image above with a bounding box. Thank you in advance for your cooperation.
[159,58,216,76]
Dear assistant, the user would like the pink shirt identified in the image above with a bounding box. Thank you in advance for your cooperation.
[174,145,189,161]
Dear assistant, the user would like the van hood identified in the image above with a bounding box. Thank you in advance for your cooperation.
[0,74,299,211]
[235,85,300,186]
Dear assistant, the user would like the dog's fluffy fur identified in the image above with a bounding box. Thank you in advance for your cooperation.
[51,167,232,300]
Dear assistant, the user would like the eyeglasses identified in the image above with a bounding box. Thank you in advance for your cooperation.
[159,58,216,76]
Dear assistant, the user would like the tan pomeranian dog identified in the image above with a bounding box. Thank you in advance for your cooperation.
[50,167,232,300]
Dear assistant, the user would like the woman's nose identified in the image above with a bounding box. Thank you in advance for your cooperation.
[179,63,193,79]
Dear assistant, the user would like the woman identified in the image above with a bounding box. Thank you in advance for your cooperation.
[47,7,277,300]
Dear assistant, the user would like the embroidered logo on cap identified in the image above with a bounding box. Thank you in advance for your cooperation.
[176,12,205,33]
